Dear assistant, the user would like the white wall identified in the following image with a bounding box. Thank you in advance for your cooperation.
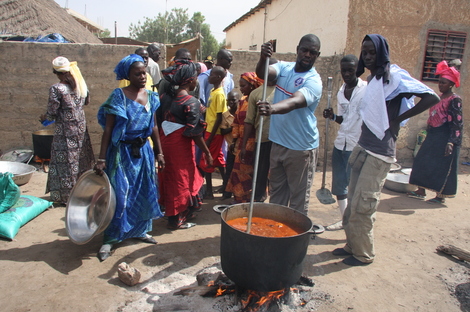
[225,0,350,56]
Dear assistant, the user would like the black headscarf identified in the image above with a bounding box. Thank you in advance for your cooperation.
[356,34,391,83]
[161,59,197,96]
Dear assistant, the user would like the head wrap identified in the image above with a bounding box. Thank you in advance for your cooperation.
[241,72,263,89]
[198,62,208,73]
[436,60,460,88]
[356,34,391,82]
[52,56,88,98]
[204,55,214,64]
[114,54,144,80]
[161,60,197,96]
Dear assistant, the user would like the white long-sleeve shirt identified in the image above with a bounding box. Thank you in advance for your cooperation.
[333,78,367,151]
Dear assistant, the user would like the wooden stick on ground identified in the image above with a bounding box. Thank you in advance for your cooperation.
[437,244,470,262]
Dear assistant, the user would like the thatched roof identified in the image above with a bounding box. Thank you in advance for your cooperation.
[0,0,102,43]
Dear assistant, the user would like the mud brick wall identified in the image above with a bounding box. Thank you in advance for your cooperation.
[1,42,467,164]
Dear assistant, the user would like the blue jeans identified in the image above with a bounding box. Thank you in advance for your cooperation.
[331,147,352,196]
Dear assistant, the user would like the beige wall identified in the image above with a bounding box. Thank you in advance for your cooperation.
[0,41,467,165]
[345,0,470,161]
[0,42,145,156]
[225,0,350,56]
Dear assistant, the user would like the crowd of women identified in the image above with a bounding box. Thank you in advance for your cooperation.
[40,37,462,261]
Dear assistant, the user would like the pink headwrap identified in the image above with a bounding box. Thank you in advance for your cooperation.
[198,62,207,73]
[436,60,460,87]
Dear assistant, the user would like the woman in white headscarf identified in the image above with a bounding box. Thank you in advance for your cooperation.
[39,56,95,205]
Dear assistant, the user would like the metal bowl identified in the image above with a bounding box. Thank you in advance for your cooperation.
[384,171,417,193]
[401,168,412,175]
[0,161,36,186]
[390,162,402,172]
[0,149,34,163]
[66,170,116,245]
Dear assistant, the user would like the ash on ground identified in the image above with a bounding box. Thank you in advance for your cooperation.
[116,265,332,311]
[438,263,470,312]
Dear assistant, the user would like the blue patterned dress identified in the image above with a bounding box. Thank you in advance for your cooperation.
[98,88,163,243]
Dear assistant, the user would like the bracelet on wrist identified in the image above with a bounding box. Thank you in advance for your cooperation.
[97,159,106,163]
[157,153,164,157]
[332,114,336,121]
[447,142,454,146]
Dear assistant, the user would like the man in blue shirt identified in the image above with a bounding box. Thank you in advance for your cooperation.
[198,49,234,107]
[257,34,322,214]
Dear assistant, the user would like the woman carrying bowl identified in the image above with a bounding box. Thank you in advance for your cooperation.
[40,56,95,205]
[94,54,164,261]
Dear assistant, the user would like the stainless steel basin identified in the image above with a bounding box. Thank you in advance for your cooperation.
[66,170,116,244]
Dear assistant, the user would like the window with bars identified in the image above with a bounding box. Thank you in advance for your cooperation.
[422,30,466,82]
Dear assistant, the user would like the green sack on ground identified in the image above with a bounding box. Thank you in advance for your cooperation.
[0,173,20,213]
[0,195,52,240]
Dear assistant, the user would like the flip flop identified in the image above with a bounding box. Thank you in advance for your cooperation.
[427,198,446,205]
[166,222,197,230]
[139,234,157,244]
[98,244,113,262]
[407,191,425,200]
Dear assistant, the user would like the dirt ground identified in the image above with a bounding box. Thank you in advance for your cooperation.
[1,162,470,312]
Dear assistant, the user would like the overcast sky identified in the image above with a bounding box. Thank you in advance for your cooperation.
[55,0,261,42]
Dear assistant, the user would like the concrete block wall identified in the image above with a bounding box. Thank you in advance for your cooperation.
[0,42,147,155]
[1,42,467,165]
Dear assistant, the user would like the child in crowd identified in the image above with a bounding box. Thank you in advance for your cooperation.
[199,66,228,199]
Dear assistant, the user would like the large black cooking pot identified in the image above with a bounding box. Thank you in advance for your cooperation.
[220,203,323,292]
[32,129,54,159]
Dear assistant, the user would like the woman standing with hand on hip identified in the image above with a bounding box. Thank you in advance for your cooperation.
[94,54,164,261]
[408,61,462,204]
[40,56,94,205]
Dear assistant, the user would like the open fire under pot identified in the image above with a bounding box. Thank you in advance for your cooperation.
[220,203,324,293]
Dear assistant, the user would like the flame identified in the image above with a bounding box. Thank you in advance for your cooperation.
[207,282,236,297]
[216,287,226,297]
[241,289,287,311]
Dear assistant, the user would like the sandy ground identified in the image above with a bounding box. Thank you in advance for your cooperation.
[1,162,470,312]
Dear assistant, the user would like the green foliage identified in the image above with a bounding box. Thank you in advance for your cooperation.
[129,9,220,59]
[98,28,111,38]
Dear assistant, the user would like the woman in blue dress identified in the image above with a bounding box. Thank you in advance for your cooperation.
[94,54,164,261]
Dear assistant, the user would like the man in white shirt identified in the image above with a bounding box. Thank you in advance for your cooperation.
[147,43,162,89]
[323,55,366,230]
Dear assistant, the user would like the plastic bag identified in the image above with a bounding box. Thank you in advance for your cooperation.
[0,195,52,240]
[0,173,20,213]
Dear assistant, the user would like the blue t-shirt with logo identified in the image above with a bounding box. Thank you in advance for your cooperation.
[269,61,322,150]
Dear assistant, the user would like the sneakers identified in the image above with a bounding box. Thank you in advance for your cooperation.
[325,220,343,231]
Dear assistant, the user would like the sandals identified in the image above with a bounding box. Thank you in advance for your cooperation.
[407,191,426,200]
[98,244,113,262]
[139,234,157,244]
[427,197,446,204]
[166,221,196,230]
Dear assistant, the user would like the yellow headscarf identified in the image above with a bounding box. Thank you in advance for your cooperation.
[52,56,88,98]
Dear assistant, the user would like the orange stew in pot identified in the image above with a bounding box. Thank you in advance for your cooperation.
[226,217,303,237]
